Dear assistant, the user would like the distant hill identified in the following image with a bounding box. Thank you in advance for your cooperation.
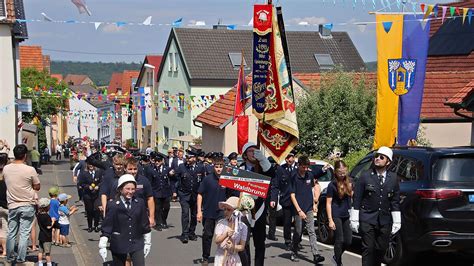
[51,61,143,86]
[365,61,377,72]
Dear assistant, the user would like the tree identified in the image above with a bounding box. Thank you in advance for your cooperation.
[296,70,376,158]
[20,68,69,149]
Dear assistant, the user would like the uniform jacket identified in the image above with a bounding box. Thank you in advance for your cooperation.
[270,165,294,207]
[78,169,103,199]
[144,164,174,198]
[175,163,205,200]
[353,169,400,225]
[101,197,151,254]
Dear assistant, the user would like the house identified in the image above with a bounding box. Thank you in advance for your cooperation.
[64,74,93,86]
[444,81,474,145]
[156,26,365,152]
[50,73,63,83]
[67,85,115,141]
[0,0,28,155]
[134,55,163,150]
[107,70,140,142]
[19,45,50,73]
[419,0,474,146]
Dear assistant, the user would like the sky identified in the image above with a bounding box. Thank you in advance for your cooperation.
[23,0,448,63]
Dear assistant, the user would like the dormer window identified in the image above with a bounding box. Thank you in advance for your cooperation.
[314,54,334,70]
[228,52,248,69]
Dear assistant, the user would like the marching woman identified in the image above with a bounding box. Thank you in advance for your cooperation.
[326,160,353,266]
[214,197,248,266]
[99,174,152,266]
[78,163,103,232]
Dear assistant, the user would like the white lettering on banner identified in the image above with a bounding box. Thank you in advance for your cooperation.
[233,183,266,197]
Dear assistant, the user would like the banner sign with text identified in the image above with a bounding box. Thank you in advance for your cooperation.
[219,166,271,199]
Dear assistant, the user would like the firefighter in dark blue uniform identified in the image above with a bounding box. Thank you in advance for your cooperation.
[144,152,174,231]
[175,149,206,243]
[78,163,103,232]
[351,146,401,266]
[99,174,152,266]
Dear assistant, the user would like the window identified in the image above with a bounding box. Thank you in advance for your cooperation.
[388,155,423,182]
[433,157,474,182]
[163,127,169,143]
[147,129,151,144]
[228,52,247,69]
[162,90,170,111]
[177,93,185,112]
[350,157,372,181]
[174,53,179,72]
[314,54,335,70]
[117,88,122,95]
[178,131,184,136]
[168,52,174,72]
[146,71,153,87]
[0,0,6,19]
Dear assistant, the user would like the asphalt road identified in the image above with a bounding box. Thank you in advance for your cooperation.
[39,160,474,266]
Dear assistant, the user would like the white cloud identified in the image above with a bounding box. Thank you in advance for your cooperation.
[288,16,328,25]
[101,23,125,33]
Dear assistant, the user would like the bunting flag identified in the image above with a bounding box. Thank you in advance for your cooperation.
[255,5,299,163]
[71,0,92,16]
[373,13,430,149]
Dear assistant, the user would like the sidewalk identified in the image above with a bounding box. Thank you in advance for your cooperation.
[0,160,82,266]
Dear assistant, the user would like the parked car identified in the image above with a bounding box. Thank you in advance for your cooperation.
[316,146,474,265]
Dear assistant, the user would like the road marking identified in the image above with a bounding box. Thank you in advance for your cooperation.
[169,204,361,259]
[273,227,362,259]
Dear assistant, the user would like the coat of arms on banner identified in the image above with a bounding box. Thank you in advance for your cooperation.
[388,59,417,96]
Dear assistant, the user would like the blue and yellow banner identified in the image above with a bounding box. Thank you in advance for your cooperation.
[373,14,430,149]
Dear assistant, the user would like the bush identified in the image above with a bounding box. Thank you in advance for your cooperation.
[342,148,371,170]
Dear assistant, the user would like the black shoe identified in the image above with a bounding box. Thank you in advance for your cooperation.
[267,235,278,241]
[201,258,209,266]
[298,243,303,250]
[162,223,168,229]
[180,236,188,244]
[290,252,299,262]
[285,242,292,251]
[189,234,198,241]
[87,228,93,233]
[94,226,100,232]
[155,225,163,231]
[313,254,325,264]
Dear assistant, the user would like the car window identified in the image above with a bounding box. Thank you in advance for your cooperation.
[433,157,474,182]
[350,157,372,180]
[309,164,332,182]
[388,155,423,182]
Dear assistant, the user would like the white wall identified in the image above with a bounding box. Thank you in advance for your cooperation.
[68,97,99,140]
[0,26,17,156]
[121,107,133,141]
[422,122,472,147]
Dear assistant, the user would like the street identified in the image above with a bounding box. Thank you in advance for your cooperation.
[31,160,473,266]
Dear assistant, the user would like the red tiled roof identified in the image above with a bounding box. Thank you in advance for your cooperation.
[121,70,140,102]
[195,89,237,127]
[64,74,89,86]
[445,80,474,105]
[147,55,163,79]
[108,72,123,95]
[292,72,377,91]
[50,74,63,83]
[422,71,474,119]
[19,46,45,71]
[430,0,474,36]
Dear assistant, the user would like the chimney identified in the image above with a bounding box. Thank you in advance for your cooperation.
[318,24,332,37]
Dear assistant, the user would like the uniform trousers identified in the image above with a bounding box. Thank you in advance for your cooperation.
[252,207,267,266]
[360,221,391,266]
[179,195,197,237]
[83,195,100,228]
[111,249,144,266]
[202,218,217,260]
[282,206,293,244]
[267,205,277,238]
[155,197,170,226]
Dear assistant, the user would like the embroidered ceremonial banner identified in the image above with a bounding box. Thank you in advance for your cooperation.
[237,115,249,154]
[258,6,299,163]
[373,14,430,149]
[252,4,272,117]
[219,166,271,199]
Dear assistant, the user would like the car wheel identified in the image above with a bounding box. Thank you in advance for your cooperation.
[384,233,414,266]
[317,207,334,244]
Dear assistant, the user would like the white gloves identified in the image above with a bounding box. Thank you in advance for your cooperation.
[144,232,152,258]
[350,208,359,233]
[253,150,271,172]
[391,211,401,235]
[98,236,108,262]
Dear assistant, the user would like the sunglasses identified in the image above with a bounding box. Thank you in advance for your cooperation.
[374,154,387,160]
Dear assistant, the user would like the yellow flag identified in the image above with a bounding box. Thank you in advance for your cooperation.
[373,14,403,149]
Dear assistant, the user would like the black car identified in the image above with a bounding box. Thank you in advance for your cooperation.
[316,146,474,265]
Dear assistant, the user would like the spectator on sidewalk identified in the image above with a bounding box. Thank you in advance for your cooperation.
[3,144,41,263]
[31,147,41,172]
[0,153,9,258]
[43,147,50,164]
[58,193,77,247]
[48,187,61,246]
[37,198,53,266]
[55,143,62,161]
